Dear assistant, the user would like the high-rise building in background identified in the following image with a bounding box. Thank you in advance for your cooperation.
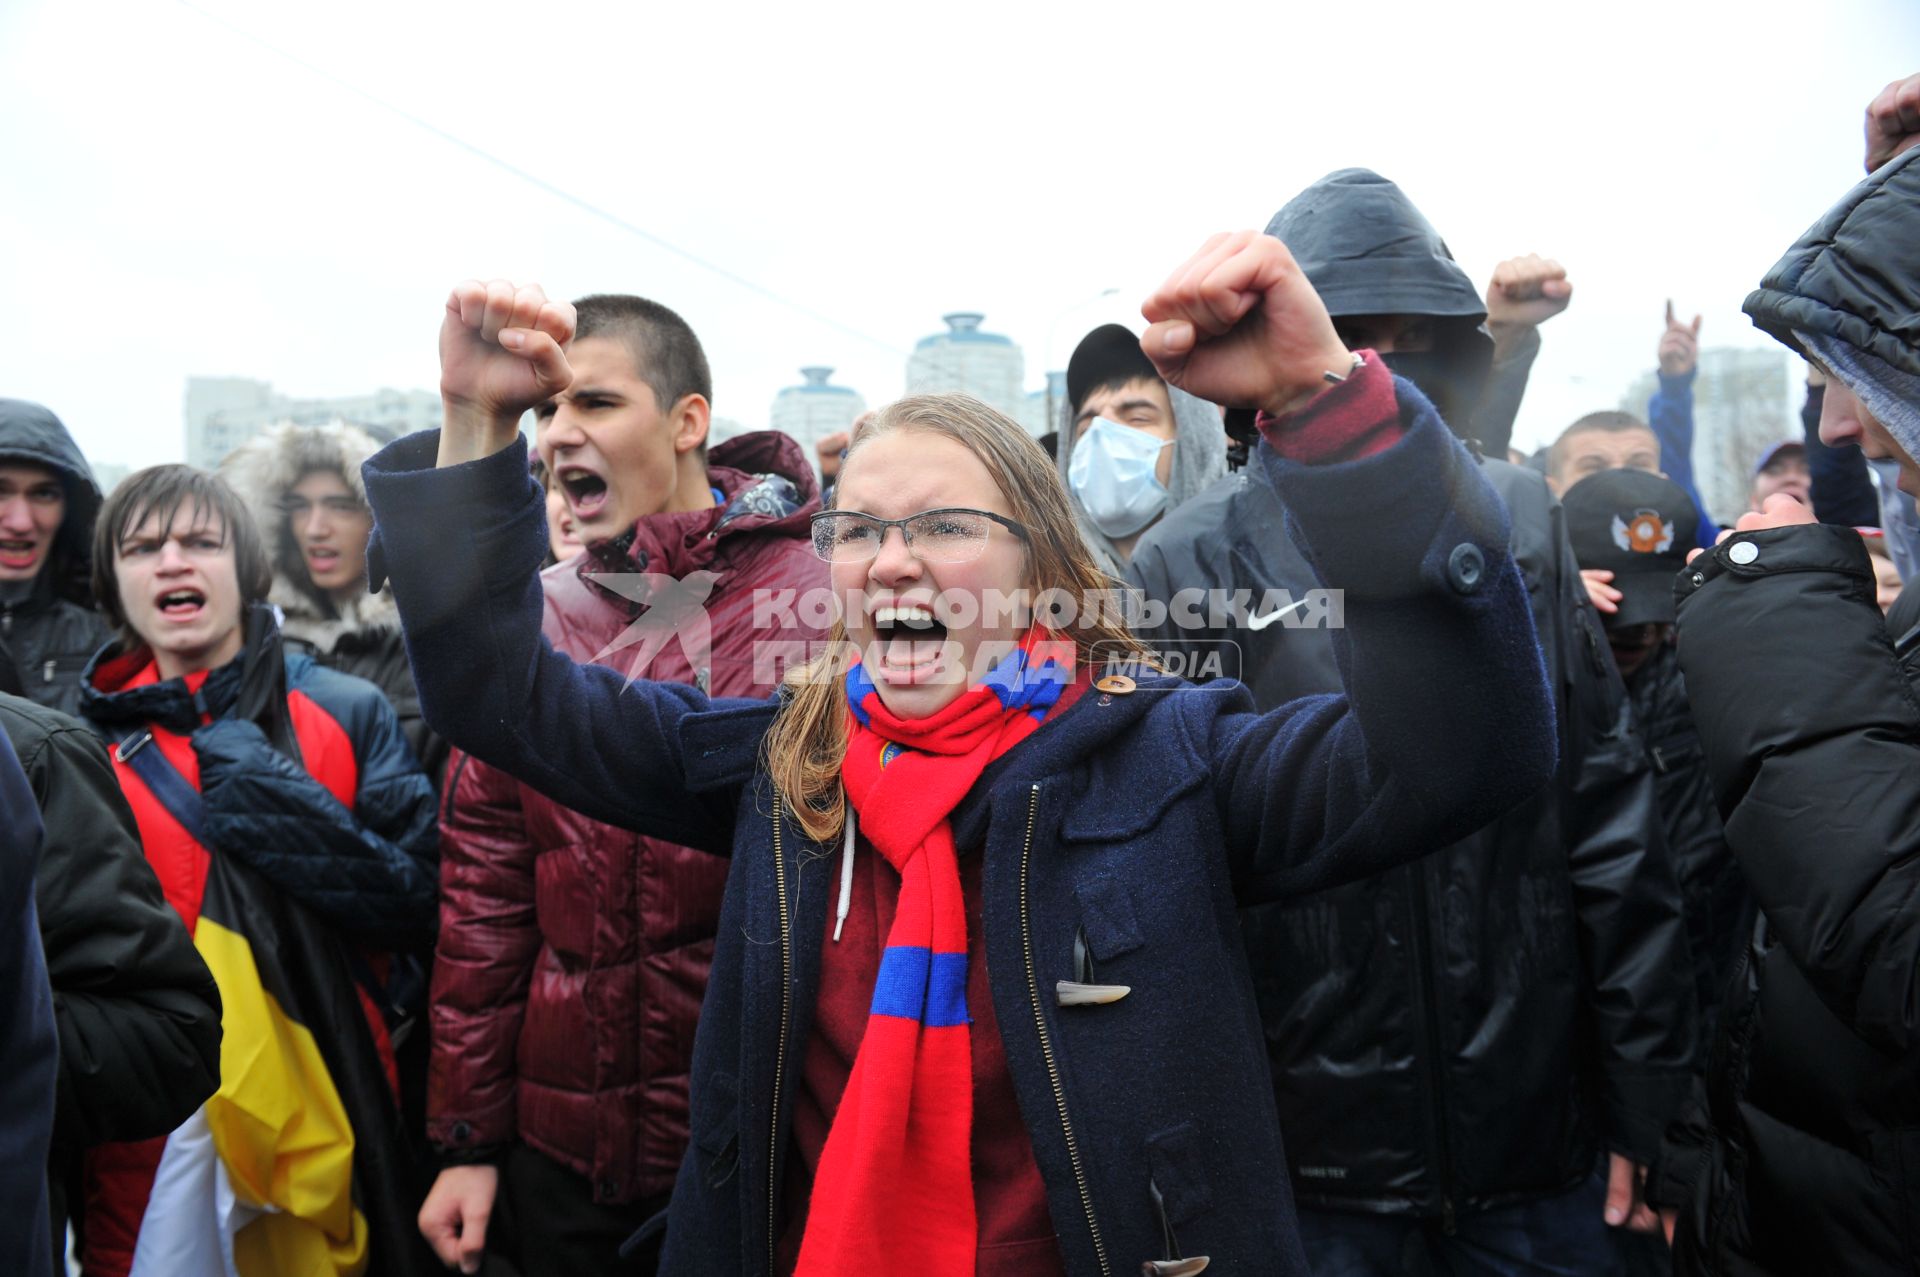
[906,313,1028,431]
[769,367,866,458]
[1618,347,1799,527]
[184,376,441,470]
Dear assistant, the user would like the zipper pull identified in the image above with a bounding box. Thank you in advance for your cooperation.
[42,659,56,683]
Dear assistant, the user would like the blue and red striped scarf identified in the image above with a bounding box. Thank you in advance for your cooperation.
[794,630,1076,1277]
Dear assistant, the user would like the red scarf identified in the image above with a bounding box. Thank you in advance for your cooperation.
[794,631,1076,1277]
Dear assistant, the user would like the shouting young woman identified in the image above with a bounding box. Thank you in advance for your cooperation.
[366,231,1556,1277]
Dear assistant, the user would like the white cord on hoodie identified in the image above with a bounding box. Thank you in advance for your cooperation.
[832,806,857,942]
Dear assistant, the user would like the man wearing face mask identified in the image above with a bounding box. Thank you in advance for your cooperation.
[1055,323,1226,575]
[1128,169,1696,1274]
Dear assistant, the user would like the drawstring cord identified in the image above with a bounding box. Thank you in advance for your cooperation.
[833,806,857,942]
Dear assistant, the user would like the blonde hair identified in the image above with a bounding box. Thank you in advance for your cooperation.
[763,393,1151,842]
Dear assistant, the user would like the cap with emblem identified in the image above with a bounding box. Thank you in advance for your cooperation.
[1562,468,1702,629]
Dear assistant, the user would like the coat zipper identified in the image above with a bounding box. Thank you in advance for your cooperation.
[1406,859,1458,1233]
[1019,782,1111,1275]
[768,792,794,1277]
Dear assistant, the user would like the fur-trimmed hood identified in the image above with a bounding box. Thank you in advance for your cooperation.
[219,420,398,655]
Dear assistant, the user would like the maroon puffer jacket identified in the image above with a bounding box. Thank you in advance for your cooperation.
[426,431,829,1203]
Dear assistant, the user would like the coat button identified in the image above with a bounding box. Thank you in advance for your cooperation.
[1446,543,1485,594]
[451,1120,471,1142]
[599,1178,618,1198]
[1095,674,1136,695]
[1728,540,1759,565]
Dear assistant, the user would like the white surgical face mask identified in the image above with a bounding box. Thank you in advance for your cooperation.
[1069,416,1173,539]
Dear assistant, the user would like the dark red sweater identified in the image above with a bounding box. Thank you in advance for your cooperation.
[778,681,1089,1277]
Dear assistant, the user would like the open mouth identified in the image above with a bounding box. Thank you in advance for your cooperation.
[869,603,950,681]
[156,589,206,620]
[558,468,610,521]
[0,539,41,570]
[306,547,341,572]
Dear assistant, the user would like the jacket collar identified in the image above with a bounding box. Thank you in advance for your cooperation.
[574,430,821,612]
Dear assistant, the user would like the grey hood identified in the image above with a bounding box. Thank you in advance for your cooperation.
[0,399,102,602]
[1053,381,1228,576]
[219,420,397,655]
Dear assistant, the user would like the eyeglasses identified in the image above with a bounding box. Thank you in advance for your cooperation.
[809,508,1029,564]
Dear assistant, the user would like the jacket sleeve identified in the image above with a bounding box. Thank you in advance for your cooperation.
[1648,369,1720,550]
[0,742,55,1277]
[362,431,744,851]
[27,722,222,1151]
[1469,324,1540,459]
[1209,380,1558,900]
[1550,511,1701,1163]
[424,750,538,1160]
[1676,523,1920,1056]
[193,709,438,942]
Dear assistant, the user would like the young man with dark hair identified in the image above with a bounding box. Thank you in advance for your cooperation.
[75,464,438,1277]
[417,289,827,1276]
[0,399,110,715]
[1054,323,1227,573]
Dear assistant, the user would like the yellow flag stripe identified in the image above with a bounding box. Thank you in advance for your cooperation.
[195,915,370,1276]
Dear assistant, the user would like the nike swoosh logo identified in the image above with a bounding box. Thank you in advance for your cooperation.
[1246,597,1310,630]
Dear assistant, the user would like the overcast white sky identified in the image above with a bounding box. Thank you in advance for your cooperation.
[4,0,1916,471]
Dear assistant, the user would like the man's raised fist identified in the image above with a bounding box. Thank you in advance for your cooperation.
[1485,254,1573,333]
[440,279,577,424]
[1865,73,1920,173]
[1139,231,1351,417]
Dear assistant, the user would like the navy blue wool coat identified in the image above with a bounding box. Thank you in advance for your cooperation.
[364,385,1556,1277]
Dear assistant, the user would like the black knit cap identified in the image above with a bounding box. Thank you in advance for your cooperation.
[1066,324,1160,417]
[1562,469,1701,629]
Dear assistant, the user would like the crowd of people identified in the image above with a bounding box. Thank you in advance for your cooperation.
[2,70,1918,1277]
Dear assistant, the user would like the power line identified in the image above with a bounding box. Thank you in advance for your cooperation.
[170,0,909,357]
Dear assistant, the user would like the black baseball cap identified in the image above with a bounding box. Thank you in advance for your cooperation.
[1562,469,1701,629]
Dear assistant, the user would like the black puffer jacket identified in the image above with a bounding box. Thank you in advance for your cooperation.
[1665,146,1920,1276]
[1,692,222,1261]
[1624,640,1748,1022]
[1130,445,1696,1218]
[0,401,109,717]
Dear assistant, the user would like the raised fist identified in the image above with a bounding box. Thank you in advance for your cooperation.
[440,279,576,421]
[1140,231,1351,417]
[1485,254,1573,332]
[1865,73,1920,172]
[1658,301,1702,378]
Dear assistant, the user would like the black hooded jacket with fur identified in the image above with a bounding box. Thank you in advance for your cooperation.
[221,422,448,787]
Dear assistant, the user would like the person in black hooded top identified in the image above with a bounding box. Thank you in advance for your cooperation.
[1127,169,1698,1275]
[0,400,109,716]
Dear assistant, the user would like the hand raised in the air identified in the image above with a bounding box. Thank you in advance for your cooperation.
[1139,231,1352,418]
[437,279,576,467]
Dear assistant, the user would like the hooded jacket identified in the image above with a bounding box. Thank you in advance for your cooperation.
[0,400,110,717]
[1264,168,1536,458]
[1127,173,1696,1221]
[1,692,221,1263]
[362,367,1558,1275]
[428,431,830,1206]
[221,421,447,785]
[1663,148,1920,1276]
[1053,380,1227,576]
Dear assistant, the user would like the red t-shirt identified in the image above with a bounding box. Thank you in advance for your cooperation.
[778,680,1088,1277]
